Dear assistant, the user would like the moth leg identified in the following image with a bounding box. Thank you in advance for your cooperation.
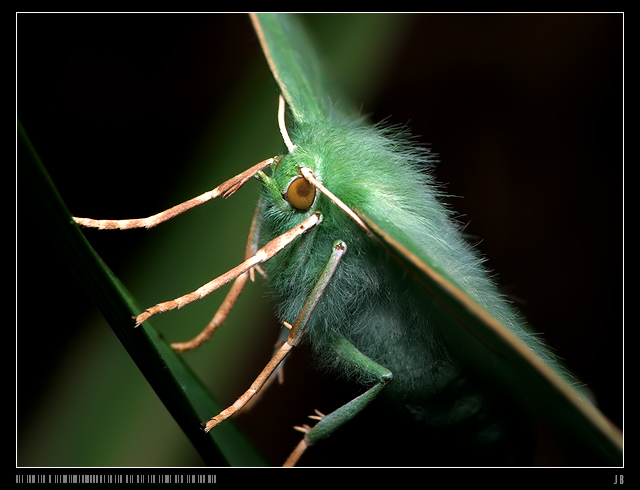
[135,212,321,325]
[202,240,347,432]
[283,334,393,467]
[236,204,288,405]
[171,206,264,352]
[241,332,288,412]
[170,273,249,352]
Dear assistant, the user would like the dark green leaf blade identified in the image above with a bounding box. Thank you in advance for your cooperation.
[18,120,266,467]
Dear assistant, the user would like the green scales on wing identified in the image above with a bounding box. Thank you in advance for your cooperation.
[250,13,622,465]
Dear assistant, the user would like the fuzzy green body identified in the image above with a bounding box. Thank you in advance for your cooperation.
[258,115,543,462]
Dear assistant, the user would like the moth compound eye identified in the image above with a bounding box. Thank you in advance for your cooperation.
[283,176,316,210]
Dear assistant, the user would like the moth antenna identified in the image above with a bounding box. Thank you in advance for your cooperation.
[278,94,297,153]
[299,167,372,237]
[73,158,273,230]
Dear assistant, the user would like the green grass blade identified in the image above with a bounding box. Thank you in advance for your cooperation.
[18,120,266,467]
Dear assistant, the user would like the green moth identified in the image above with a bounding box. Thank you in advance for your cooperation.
[66,13,622,466]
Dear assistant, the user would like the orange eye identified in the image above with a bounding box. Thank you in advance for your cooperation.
[283,176,316,210]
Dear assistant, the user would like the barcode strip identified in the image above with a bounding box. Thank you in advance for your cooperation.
[16,474,217,484]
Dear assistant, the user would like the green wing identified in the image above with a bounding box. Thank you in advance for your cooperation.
[251,13,326,125]
[250,12,622,465]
